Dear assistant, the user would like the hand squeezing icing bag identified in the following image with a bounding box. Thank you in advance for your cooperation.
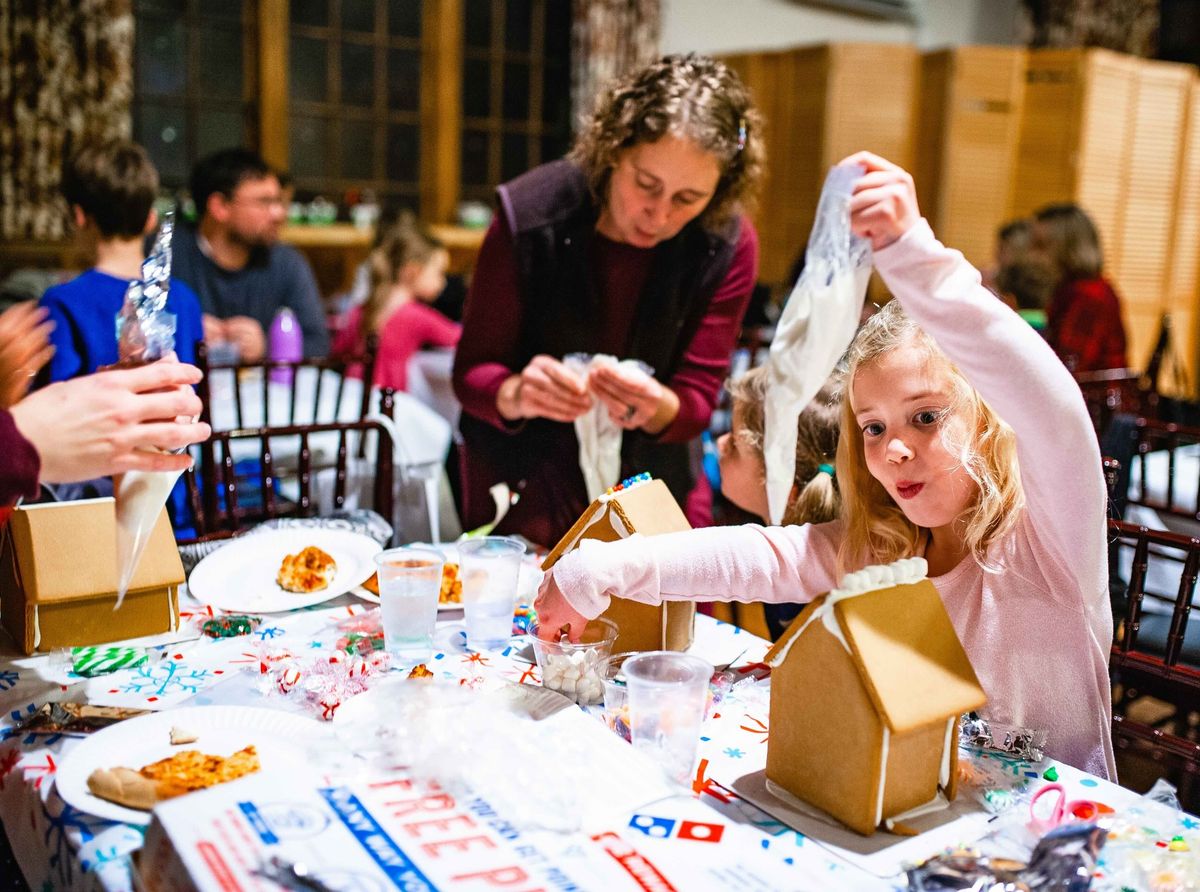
[763,163,872,524]
[564,352,654,501]
[113,212,185,608]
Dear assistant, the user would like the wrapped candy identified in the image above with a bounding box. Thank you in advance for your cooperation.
[71,645,148,677]
[201,615,263,638]
[961,712,1048,763]
[259,647,391,720]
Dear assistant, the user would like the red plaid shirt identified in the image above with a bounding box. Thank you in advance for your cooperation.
[1046,277,1127,373]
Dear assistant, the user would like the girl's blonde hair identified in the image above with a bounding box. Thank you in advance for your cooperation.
[569,54,765,232]
[362,211,444,337]
[726,365,841,526]
[836,300,1024,574]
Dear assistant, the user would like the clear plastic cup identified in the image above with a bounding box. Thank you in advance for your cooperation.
[623,651,712,786]
[374,547,444,666]
[601,652,635,740]
[459,536,525,651]
[528,618,619,705]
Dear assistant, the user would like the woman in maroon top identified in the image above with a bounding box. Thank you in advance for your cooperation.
[453,55,764,547]
[1033,203,1128,373]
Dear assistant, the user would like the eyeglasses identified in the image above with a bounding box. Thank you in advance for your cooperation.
[229,195,285,209]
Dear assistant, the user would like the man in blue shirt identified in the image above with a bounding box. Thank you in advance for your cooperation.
[40,141,204,380]
[173,148,329,360]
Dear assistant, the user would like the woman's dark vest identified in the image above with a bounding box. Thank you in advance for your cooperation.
[458,160,740,544]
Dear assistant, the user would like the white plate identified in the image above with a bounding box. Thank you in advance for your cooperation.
[56,706,324,825]
[188,528,382,613]
[351,543,463,611]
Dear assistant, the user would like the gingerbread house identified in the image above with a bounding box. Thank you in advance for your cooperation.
[541,475,694,653]
[762,558,986,835]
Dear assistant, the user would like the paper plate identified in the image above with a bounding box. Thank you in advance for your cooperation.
[188,527,381,613]
[55,705,324,825]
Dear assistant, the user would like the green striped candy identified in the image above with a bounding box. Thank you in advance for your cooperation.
[71,646,148,678]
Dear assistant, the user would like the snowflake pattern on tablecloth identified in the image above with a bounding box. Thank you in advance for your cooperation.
[254,626,285,641]
[41,797,100,885]
[0,669,19,691]
[120,661,212,697]
[723,747,745,759]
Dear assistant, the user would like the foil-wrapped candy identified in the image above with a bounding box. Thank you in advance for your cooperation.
[961,712,1047,763]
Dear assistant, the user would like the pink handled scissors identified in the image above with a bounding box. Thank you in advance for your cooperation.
[1028,783,1102,834]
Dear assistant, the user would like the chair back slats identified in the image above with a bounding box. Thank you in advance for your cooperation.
[1168,548,1200,666]
[334,429,348,509]
[261,434,277,520]
[221,444,239,534]
[182,420,395,544]
[298,432,312,514]
[1118,531,1151,654]
[1126,419,1200,521]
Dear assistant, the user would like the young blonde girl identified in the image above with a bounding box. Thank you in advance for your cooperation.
[719,366,841,639]
[333,213,458,391]
[537,153,1115,779]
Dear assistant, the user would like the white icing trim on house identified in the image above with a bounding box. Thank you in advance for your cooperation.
[768,557,928,665]
[32,604,40,650]
[940,716,955,789]
[883,791,949,832]
[554,502,607,557]
[874,724,890,827]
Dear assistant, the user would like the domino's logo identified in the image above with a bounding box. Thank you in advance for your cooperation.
[628,814,725,844]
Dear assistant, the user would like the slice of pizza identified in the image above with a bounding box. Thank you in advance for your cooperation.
[87,746,260,810]
[277,546,338,593]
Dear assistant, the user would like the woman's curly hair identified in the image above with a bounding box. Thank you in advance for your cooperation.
[569,54,765,232]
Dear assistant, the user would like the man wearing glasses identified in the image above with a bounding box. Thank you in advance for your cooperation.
[174,148,329,361]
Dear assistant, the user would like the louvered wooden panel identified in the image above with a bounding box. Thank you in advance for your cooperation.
[1113,60,1191,315]
[1126,305,1163,372]
[917,47,1026,271]
[824,44,918,169]
[1166,77,1200,395]
[1010,50,1087,218]
[1075,51,1140,280]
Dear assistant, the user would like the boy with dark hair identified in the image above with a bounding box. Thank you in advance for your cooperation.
[40,140,204,381]
[173,147,328,360]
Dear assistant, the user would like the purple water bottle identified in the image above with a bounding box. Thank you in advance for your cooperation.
[269,308,303,384]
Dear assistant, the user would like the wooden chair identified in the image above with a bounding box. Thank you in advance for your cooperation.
[1075,367,1157,438]
[195,336,379,431]
[182,419,395,542]
[1108,517,1200,804]
[1123,418,1200,525]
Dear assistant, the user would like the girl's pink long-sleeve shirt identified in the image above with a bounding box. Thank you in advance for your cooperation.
[553,220,1116,780]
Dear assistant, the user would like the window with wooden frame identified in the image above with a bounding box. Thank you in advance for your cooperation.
[459,0,572,204]
[287,0,424,208]
[132,0,259,190]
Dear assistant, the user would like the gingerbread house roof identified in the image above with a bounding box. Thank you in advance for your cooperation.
[764,559,986,735]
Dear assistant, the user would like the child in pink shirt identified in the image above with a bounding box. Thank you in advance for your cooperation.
[333,214,460,391]
[536,153,1116,779]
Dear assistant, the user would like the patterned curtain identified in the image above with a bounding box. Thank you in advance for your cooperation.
[571,0,661,127]
[1020,0,1159,57]
[0,0,133,240]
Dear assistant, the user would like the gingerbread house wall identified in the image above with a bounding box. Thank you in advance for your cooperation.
[766,618,885,836]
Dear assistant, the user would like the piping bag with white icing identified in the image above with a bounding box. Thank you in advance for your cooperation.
[564,353,654,501]
[113,212,185,609]
[763,163,872,524]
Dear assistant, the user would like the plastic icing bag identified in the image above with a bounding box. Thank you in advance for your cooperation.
[763,163,872,524]
[565,353,654,501]
[113,212,183,609]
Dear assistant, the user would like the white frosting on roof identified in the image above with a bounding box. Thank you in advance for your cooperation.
[766,557,928,667]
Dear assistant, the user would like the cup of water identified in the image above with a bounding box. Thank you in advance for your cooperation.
[374,546,444,666]
[623,651,712,787]
[458,536,525,651]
